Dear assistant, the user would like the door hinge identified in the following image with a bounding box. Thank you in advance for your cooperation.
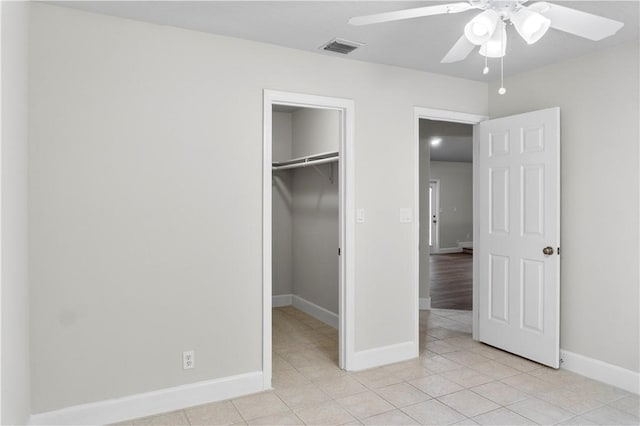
[338,248,341,256]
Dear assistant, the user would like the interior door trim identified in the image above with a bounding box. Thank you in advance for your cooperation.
[263,90,355,390]
[413,107,487,341]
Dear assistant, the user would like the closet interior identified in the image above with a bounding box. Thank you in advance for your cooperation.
[272,105,341,364]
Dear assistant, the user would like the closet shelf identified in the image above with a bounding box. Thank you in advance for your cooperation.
[272,151,339,171]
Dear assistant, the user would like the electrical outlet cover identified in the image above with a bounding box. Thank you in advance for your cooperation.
[183,350,195,369]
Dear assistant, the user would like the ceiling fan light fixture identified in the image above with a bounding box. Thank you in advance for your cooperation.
[464,9,500,45]
[479,21,507,58]
[512,8,551,44]
[348,0,626,80]
[471,22,489,37]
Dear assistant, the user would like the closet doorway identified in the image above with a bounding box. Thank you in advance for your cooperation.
[263,91,354,390]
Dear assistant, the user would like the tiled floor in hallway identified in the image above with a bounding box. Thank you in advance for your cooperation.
[122,307,639,425]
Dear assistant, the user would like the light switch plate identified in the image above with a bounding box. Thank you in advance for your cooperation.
[356,208,365,223]
[400,208,413,223]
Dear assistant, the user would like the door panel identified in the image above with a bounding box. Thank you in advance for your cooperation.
[522,165,544,236]
[521,259,544,333]
[490,167,509,233]
[489,254,509,323]
[477,107,560,368]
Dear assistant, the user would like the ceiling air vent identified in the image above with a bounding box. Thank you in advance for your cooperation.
[321,38,364,55]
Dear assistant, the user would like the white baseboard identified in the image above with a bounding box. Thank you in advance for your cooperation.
[292,295,338,329]
[272,294,293,307]
[419,297,431,310]
[351,341,417,371]
[271,294,338,329]
[29,371,264,425]
[434,247,463,254]
[560,349,639,395]
[457,241,473,249]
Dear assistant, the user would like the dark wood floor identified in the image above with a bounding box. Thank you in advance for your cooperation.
[430,253,473,311]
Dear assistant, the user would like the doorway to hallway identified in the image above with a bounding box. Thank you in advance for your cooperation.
[415,106,561,368]
[419,118,474,312]
[429,253,473,311]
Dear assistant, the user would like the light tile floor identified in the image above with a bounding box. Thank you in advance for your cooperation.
[122,307,639,425]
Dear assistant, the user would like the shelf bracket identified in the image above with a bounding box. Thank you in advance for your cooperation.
[311,163,334,184]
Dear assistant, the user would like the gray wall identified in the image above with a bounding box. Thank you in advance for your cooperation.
[489,41,640,373]
[1,2,31,424]
[292,165,339,314]
[291,109,339,313]
[429,161,473,250]
[272,112,293,296]
[273,112,293,162]
[28,3,487,413]
[291,108,340,158]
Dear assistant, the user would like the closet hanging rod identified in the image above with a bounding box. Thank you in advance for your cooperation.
[272,156,337,171]
[272,151,339,171]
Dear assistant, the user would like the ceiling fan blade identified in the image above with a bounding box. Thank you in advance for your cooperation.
[441,35,476,63]
[349,2,472,26]
[529,2,624,41]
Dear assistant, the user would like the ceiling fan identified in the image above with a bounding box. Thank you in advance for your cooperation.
[349,1,624,94]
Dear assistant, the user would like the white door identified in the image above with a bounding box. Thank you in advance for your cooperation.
[476,107,560,368]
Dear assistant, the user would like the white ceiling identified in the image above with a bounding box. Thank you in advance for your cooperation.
[56,1,639,81]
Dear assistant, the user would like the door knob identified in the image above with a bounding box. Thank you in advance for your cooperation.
[543,246,554,255]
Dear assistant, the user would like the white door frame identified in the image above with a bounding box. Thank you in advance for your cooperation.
[263,90,355,389]
[414,107,487,339]
[428,179,440,253]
